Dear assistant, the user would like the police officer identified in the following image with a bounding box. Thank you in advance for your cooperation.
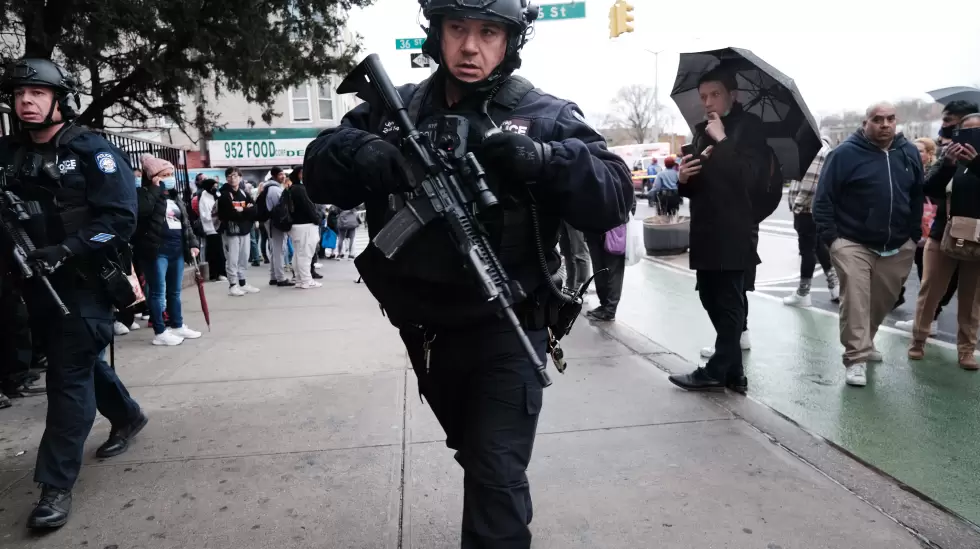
[303,1,633,546]
[0,58,148,529]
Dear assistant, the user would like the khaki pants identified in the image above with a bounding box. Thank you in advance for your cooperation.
[913,238,980,354]
[830,238,915,365]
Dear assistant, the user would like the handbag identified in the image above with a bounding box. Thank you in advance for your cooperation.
[941,216,980,261]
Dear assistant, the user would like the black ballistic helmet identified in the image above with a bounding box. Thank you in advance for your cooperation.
[419,0,539,87]
[1,57,81,129]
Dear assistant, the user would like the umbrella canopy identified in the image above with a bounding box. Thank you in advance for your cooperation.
[670,47,822,181]
[927,86,980,107]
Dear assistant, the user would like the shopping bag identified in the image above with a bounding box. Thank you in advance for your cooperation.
[625,215,644,267]
[604,224,627,255]
[321,227,338,250]
[921,198,937,238]
[124,263,145,308]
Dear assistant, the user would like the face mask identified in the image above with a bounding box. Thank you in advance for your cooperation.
[160,177,176,190]
[939,125,955,139]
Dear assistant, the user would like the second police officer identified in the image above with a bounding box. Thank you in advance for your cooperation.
[0,58,148,530]
[303,0,634,547]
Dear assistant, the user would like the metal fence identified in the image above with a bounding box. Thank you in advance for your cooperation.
[97,129,192,203]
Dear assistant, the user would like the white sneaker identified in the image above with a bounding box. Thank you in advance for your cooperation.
[701,332,751,359]
[218,275,228,282]
[783,292,811,308]
[170,325,202,339]
[241,284,261,294]
[867,349,883,362]
[152,330,184,346]
[845,363,867,387]
[129,322,141,331]
[313,262,323,269]
[228,285,246,297]
[113,321,130,336]
[140,313,150,320]
[295,281,323,289]
[829,285,840,302]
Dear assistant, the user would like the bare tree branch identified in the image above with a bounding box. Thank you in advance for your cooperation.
[611,85,663,144]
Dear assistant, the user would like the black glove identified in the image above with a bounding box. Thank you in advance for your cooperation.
[353,138,414,194]
[26,245,70,270]
[478,130,551,183]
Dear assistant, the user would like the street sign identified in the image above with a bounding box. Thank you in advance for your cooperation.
[410,53,431,69]
[395,38,426,50]
[538,2,586,21]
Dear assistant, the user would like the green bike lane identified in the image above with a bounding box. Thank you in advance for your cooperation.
[602,259,980,528]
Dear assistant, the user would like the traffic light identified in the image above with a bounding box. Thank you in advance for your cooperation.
[608,0,635,38]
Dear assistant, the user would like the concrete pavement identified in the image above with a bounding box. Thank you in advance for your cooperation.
[0,260,971,548]
[607,258,980,548]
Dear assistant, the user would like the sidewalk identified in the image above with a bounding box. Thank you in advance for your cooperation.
[0,261,972,548]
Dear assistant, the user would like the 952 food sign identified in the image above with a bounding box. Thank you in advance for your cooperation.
[207,138,314,167]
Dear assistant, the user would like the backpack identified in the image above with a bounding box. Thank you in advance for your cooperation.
[270,187,293,232]
[732,123,784,224]
[255,184,276,223]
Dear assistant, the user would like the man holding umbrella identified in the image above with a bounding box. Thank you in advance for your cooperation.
[667,67,770,393]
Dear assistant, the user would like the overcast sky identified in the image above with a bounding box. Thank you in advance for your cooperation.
[345,0,980,132]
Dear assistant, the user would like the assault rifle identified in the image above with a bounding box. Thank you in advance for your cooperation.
[337,53,552,387]
[0,179,70,316]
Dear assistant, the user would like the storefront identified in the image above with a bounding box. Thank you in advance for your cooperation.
[206,127,319,182]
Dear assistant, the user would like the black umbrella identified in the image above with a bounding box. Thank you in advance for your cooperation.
[927,86,980,107]
[670,47,822,181]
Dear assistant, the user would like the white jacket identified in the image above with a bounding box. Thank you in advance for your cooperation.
[199,191,218,235]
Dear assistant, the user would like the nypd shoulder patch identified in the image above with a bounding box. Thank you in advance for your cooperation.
[90,233,115,243]
[571,109,599,134]
[95,152,118,174]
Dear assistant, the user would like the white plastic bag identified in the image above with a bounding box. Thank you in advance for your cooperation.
[625,214,644,267]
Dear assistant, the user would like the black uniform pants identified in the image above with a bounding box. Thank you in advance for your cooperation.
[558,221,590,292]
[585,232,626,315]
[400,319,548,549]
[697,270,746,381]
[33,310,142,490]
[0,287,33,389]
[794,212,832,280]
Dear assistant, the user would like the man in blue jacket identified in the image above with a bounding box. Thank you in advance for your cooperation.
[813,102,924,388]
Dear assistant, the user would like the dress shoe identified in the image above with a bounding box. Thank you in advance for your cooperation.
[726,374,748,395]
[27,485,72,530]
[668,367,726,392]
[96,412,148,458]
[586,308,615,321]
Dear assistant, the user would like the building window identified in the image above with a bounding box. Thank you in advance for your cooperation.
[289,84,312,122]
[317,79,334,122]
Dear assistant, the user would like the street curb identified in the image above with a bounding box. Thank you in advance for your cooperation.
[587,316,980,549]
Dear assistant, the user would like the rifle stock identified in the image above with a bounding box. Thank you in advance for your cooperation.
[338,54,551,387]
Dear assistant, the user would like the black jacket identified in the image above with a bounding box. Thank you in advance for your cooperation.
[304,71,633,328]
[924,155,980,239]
[287,183,320,225]
[813,130,924,251]
[679,103,767,271]
[134,184,200,260]
[216,184,256,236]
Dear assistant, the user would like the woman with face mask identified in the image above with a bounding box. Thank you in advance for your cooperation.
[134,154,203,346]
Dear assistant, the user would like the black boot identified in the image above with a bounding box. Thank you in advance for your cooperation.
[28,485,72,530]
[96,412,149,458]
[668,367,726,392]
[726,374,748,395]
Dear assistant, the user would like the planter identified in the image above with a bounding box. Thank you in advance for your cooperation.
[643,216,690,256]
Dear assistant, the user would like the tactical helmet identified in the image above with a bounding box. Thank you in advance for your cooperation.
[1,57,81,129]
[419,0,539,85]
